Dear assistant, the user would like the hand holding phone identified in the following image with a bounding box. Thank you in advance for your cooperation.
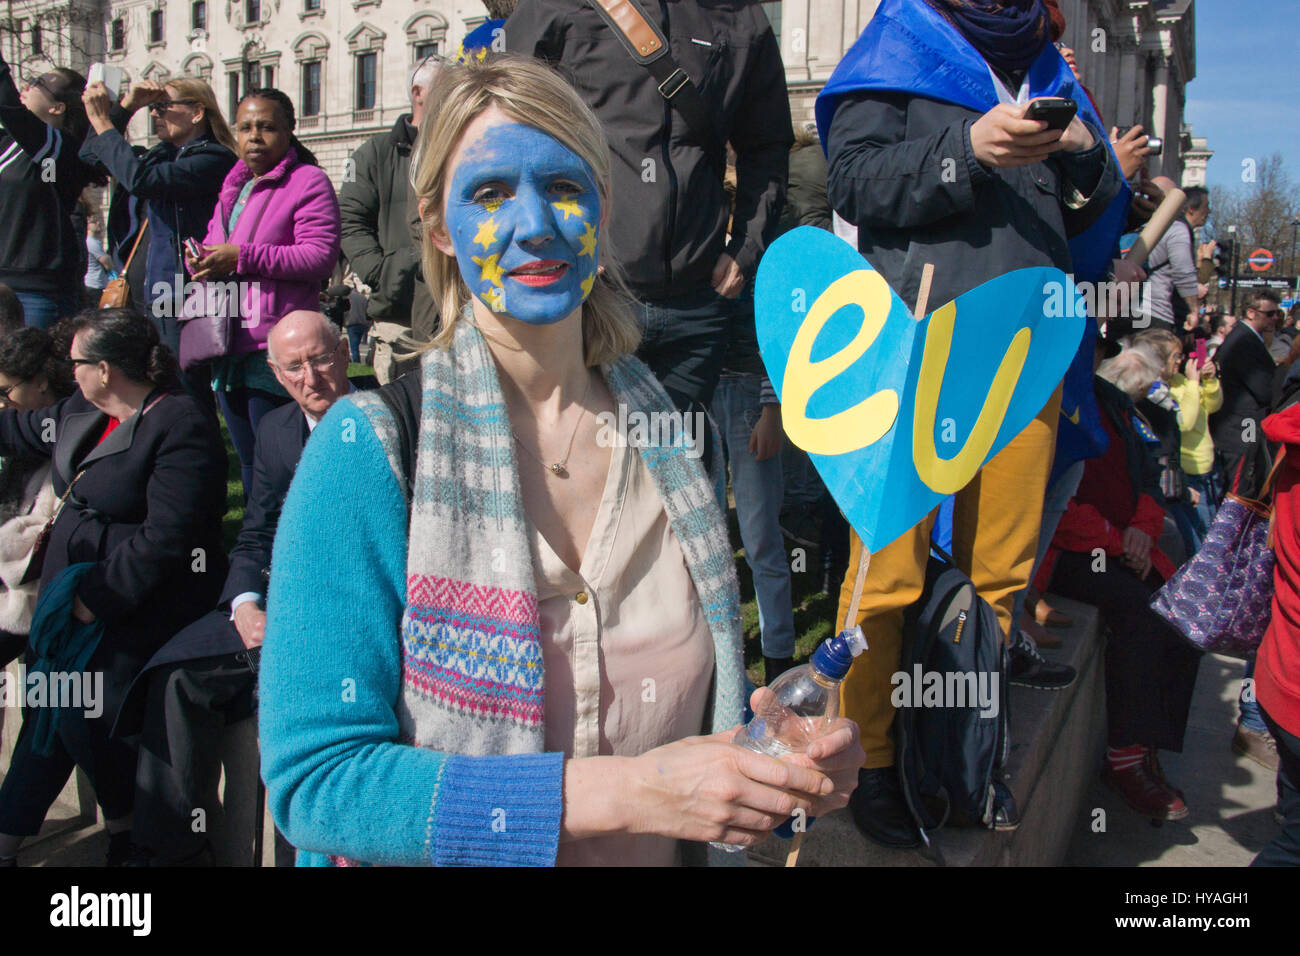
[1025,97,1077,131]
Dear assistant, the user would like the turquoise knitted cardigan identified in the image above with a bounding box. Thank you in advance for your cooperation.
[260,322,746,866]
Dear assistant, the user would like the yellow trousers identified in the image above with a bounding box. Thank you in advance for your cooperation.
[838,388,1061,767]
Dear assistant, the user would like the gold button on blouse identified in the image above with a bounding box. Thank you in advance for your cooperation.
[575,591,589,605]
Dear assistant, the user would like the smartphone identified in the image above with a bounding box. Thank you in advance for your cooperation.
[1026,97,1077,131]
[87,63,126,101]
[1193,340,1207,369]
[183,237,204,260]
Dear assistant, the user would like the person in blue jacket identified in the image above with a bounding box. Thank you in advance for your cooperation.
[80,76,237,408]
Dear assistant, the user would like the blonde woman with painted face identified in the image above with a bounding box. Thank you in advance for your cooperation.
[260,56,862,867]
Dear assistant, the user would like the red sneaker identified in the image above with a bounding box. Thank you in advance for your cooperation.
[1145,748,1185,801]
[1103,760,1189,821]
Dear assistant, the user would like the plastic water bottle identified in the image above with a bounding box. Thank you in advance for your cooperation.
[711,626,867,852]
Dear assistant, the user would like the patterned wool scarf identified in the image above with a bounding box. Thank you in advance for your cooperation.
[351,320,746,759]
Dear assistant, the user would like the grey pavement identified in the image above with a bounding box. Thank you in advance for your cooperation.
[1065,652,1282,866]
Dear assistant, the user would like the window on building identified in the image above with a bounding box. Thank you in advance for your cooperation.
[228,71,240,120]
[263,65,274,88]
[244,61,259,95]
[30,25,41,56]
[245,0,261,25]
[305,0,321,10]
[301,61,322,116]
[192,1,207,32]
[414,40,439,62]
[355,52,376,110]
[111,18,125,51]
[149,9,163,43]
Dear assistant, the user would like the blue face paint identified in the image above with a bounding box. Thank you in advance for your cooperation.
[445,121,601,325]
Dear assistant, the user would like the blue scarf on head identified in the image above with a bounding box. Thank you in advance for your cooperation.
[923,0,1050,75]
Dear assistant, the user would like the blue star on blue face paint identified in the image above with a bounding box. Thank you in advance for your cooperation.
[444,120,602,325]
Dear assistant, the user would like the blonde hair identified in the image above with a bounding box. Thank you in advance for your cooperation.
[409,56,640,366]
[1131,328,1181,370]
[166,76,237,153]
[1098,348,1162,401]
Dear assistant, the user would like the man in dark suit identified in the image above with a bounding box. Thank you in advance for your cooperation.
[1211,290,1282,496]
[125,311,374,866]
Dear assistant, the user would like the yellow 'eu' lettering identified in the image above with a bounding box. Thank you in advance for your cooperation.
[912,300,1030,493]
[781,271,900,456]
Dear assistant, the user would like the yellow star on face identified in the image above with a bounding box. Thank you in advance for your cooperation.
[472,253,505,287]
[578,221,597,259]
[482,286,505,312]
[473,218,499,249]
[552,197,582,221]
[580,271,596,299]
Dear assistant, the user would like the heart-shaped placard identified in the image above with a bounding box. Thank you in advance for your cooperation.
[756,226,1084,553]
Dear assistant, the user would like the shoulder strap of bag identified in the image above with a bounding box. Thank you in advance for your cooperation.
[582,0,725,167]
[120,218,150,273]
[1261,445,1288,502]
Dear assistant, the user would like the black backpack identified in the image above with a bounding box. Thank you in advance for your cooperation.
[894,547,1012,838]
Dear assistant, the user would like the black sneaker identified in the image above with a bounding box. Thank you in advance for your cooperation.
[848,767,922,849]
[1008,630,1076,690]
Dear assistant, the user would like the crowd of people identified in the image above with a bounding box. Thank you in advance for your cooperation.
[0,0,1295,869]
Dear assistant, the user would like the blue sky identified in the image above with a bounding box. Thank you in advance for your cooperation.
[1183,0,1300,190]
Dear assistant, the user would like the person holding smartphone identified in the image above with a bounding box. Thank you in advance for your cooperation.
[80,77,237,411]
[1168,341,1222,540]
[816,0,1124,847]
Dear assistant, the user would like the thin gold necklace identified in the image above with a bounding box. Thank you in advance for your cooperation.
[510,371,593,478]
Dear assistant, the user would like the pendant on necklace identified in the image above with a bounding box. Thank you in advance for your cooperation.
[550,463,567,477]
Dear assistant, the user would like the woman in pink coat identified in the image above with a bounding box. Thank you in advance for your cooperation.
[187,88,340,492]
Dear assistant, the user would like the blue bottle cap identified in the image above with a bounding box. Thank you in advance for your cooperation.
[811,626,868,681]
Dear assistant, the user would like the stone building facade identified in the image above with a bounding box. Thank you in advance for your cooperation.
[4,0,1207,189]
[3,0,489,186]
[776,0,1207,183]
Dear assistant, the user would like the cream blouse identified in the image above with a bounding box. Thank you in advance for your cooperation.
[530,438,716,866]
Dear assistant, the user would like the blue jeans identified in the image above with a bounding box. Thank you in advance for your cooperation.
[1252,703,1300,866]
[1240,658,1268,733]
[1186,469,1221,540]
[780,443,825,509]
[712,373,795,659]
[15,291,81,330]
[347,324,366,363]
[635,288,734,410]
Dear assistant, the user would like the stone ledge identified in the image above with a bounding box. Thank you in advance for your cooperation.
[750,597,1105,867]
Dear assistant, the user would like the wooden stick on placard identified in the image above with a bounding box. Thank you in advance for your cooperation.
[785,263,936,869]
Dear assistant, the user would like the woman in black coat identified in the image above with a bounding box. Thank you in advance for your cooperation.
[0,309,228,866]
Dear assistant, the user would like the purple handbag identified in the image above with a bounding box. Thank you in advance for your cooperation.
[178,185,271,371]
[1150,454,1284,659]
